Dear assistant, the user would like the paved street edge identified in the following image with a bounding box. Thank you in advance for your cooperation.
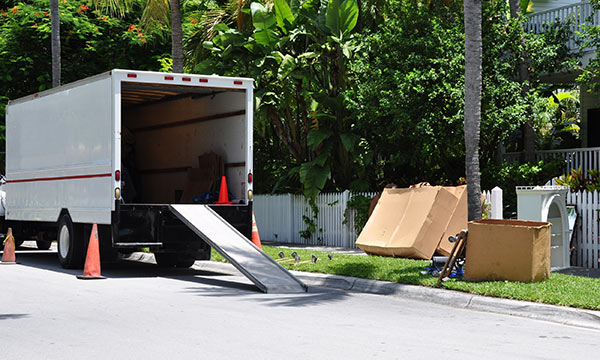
[126,253,600,331]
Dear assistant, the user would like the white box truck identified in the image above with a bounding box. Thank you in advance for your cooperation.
[4,69,255,269]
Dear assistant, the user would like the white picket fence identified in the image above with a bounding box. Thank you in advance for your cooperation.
[566,190,600,268]
[254,191,376,248]
[255,188,599,268]
[482,187,503,219]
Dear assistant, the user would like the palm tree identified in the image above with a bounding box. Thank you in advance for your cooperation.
[50,0,60,87]
[463,0,482,221]
[168,0,183,73]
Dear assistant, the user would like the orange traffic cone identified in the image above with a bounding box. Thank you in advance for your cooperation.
[77,223,105,280]
[251,212,262,249]
[1,228,17,264]
[216,176,232,205]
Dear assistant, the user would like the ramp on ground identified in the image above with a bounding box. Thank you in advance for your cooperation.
[170,204,308,293]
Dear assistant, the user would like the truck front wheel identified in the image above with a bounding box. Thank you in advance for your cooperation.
[57,214,85,269]
[154,253,196,268]
[36,232,52,250]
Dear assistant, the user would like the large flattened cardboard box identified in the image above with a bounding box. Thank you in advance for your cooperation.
[437,186,467,256]
[355,186,458,259]
[465,219,551,283]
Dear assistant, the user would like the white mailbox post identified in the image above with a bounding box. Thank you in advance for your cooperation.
[516,186,570,269]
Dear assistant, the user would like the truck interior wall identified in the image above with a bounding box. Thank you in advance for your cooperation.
[121,90,247,205]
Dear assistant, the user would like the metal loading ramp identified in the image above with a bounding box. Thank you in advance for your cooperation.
[170,205,308,293]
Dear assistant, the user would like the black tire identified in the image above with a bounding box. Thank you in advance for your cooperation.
[36,232,52,250]
[57,214,86,269]
[154,253,196,268]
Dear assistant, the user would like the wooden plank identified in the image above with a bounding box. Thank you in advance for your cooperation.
[139,166,191,175]
[131,110,246,133]
[224,162,246,168]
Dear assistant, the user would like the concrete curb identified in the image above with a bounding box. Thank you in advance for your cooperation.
[291,271,600,330]
[124,253,600,330]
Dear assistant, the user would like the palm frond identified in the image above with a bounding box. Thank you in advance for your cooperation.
[89,0,134,17]
[142,0,171,30]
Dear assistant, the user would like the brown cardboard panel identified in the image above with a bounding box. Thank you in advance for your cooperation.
[180,168,214,203]
[357,188,412,250]
[465,219,551,283]
[437,186,467,256]
[356,186,457,260]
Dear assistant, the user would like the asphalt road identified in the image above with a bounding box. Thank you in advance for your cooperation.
[2,244,600,359]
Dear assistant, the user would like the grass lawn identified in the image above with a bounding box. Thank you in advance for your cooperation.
[212,245,600,311]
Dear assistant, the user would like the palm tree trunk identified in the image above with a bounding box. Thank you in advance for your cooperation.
[464,0,482,221]
[170,0,184,73]
[50,0,60,87]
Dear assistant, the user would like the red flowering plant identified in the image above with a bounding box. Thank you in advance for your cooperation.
[0,0,171,134]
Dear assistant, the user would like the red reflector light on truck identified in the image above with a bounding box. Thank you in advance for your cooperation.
[182,77,191,82]
[127,73,137,78]
[248,173,253,183]
[164,76,174,80]
[199,79,208,83]
[234,80,243,85]
[115,170,120,181]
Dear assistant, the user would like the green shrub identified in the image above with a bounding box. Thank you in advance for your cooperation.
[481,159,565,217]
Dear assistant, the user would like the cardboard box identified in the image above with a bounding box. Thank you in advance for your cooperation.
[356,186,458,259]
[437,185,467,256]
[465,219,551,283]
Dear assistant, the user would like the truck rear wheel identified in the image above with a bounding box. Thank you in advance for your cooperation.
[154,253,196,268]
[57,214,86,269]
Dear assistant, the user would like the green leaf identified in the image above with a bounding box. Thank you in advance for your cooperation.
[307,129,332,150]
[214,23,230,32]
[254,29,279,47]
[325,0,341,36]
[298,52,318,60]
[339,0,358,36]
[340,133,359,153]
[268,51,285,64]
[314,152,328,167]
[202,41,215,50]
[274,0,295,32]
[325,0,358,36]
[251,3,277,30]
[300,161,330,199]
[277,54,296,79]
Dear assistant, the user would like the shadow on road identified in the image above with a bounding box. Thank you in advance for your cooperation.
[5,245,352,305]
[183,284,350,306]
[0,314,30,320]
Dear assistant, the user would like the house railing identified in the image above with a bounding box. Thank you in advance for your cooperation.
[505,147,600,176]
[526,1,598,53]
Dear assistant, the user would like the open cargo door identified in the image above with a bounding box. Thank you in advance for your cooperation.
[170,205,307,293]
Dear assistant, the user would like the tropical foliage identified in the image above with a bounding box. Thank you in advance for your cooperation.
[195,0,364,201]
[0,0,586,202]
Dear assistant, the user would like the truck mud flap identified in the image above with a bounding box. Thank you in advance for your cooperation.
[169,204,307,293]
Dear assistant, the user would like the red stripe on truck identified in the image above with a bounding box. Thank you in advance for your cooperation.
[6,173,113,183]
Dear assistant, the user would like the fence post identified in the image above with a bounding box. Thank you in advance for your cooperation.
[490,186,503,219]
[288,193,294,243]
[341,190,350,248]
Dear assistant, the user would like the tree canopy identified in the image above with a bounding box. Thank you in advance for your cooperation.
[0,0,582,197]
